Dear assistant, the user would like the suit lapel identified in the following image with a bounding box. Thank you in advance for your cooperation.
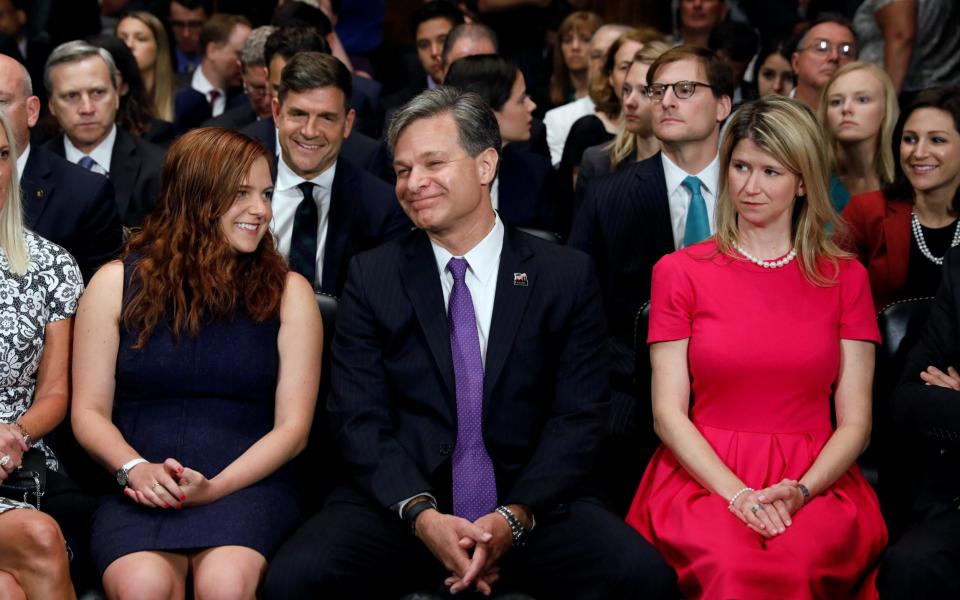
[110,130,139,219]
[483,228,534,399]
[321,160,354,294]
[20,148,54,228]
[400,233,456,399]
[637,154,674,253]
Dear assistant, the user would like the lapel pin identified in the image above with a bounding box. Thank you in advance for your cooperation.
[513,272,528,287]
[36,189,44,199]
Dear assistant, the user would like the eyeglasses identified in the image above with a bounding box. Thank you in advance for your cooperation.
[643,81,713,101]
[799,38,856,59]
[169,19,204,30]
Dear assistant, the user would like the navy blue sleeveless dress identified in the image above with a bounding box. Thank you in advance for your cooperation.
[90,257,301,574]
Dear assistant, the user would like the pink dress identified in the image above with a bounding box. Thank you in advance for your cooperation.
[625,241,888,599]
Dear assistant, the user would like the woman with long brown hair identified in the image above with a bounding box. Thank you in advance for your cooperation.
[71,127,322,599]
[116,11,175,122]
[547,11,602,109]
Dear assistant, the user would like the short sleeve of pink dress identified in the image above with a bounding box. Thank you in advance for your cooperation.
[626,241,887,600]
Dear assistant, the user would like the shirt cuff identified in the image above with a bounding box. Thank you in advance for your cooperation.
[395,492,437,519]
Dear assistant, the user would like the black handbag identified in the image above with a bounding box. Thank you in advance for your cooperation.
[0,448,47,509]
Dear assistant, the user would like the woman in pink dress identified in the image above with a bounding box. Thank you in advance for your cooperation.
[625,96,888,598]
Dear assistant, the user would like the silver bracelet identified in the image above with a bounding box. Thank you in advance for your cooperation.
[728,487,754,508]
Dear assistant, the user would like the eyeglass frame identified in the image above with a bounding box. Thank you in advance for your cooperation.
[797,38,856,59]
[643,80,715,102]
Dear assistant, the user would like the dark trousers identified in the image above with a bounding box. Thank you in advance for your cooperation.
[877,500,960,598]
[263,486,676,600]
[43,469,98,593]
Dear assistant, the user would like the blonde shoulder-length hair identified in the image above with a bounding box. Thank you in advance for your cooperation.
[714,96,849,286]
[817,61,899,185]
[0,109,28,274]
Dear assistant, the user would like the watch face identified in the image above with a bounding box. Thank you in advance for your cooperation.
[116,469,127,486]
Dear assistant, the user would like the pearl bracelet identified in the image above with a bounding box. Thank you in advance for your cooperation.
[728,487,754,508]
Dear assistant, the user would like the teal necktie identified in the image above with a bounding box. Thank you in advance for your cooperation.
[682,175,710,246]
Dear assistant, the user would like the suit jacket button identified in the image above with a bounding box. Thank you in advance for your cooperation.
[440,444,452,456]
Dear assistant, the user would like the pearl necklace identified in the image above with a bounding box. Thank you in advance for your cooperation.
[911,211,960,266]
[735,243,797,269]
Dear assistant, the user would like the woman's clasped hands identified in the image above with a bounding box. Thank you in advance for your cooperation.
[729,479,807,538]
[122,457,219,509]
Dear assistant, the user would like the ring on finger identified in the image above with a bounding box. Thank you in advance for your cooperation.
[0,454,10,469]
[750,503,763,515]
[152,482,164,493]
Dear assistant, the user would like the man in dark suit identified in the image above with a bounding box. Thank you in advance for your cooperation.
[568,45,732,446]
[263,86,675,599]
[173,13,250,132]
[0,53,121,283]
[43,40,163,227]
[264,51,407,297]
[879,246,960,597]
[242,24,394,184]
[203,24,274,131]
[0,0,51,114]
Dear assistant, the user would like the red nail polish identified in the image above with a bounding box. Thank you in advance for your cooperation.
[164,503,170,509]
[181,495,186,501]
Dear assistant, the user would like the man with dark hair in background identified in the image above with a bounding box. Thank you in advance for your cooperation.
[167,0,207,74]
[173,13,250,131]
[204,24,276,130]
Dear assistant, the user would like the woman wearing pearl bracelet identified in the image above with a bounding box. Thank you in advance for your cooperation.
[625,97,887,598]
[842,86,960,310]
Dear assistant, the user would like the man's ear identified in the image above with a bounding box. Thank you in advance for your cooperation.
[476,147,499,185]
[271,96,281,122]
[716,94,732,123]
[25,95,39,129]
[342,107,355,139]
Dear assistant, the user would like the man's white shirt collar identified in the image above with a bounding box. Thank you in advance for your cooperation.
[661,152,720,199]
[16,144,30,179]
[64,124,116,174]
[276,154,337,194]
[431,213,504,290]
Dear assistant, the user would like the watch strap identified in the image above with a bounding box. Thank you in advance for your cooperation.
[495,505,529,548]
[404,497,437,534]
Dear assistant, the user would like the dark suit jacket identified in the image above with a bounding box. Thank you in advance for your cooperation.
[892,246,960,508]
[241,117,395,185]
[21,145,123,283]
[330,227,609,514]
[841,190,912,311]
[203,102,258,131]
[574,143,613,218]
[46,128,165,227]
[567,152,673,393]
[351,74,384,140]
[310,157,410,295]
[174,86,246,133]
[497,143,559,231]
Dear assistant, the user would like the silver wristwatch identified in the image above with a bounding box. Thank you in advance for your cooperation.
[116,457,147,487]
[495,505,530,548]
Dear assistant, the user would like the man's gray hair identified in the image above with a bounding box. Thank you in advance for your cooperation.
[44,41,118,94]
[241,25,276,67]
[387,86,501,165]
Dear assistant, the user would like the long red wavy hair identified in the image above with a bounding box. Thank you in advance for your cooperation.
[122,127,287,348]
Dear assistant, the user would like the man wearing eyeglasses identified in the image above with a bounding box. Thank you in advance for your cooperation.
[168,0,207,75]
[790,15,858,110]
[568,45,732,466]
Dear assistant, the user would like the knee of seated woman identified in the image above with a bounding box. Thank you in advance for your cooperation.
[193,565,261,600]
[11,511,67,562]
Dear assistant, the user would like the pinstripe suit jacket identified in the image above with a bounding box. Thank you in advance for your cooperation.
[567,153,674,391]
[329,226,609,515]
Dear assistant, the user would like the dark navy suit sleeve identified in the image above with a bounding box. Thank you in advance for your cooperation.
[74,176,123,283]
[329,255,434,508]
[893,248,960,447]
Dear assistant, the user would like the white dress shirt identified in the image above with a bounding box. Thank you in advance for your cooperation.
[16,144,30,179]
[430,214,504,366]
[395,214,505,518]
[192,66,226,117]
[661,152,720,249]
[64,124,116,176]
[270,157,337,289]
[543,96,595,167]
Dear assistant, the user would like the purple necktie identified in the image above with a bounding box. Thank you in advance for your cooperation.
[447,257,497,521]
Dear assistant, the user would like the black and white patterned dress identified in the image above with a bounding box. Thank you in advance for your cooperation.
[0,231,83,514]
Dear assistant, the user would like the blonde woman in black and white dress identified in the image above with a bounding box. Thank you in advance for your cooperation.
[0,107,82,599]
